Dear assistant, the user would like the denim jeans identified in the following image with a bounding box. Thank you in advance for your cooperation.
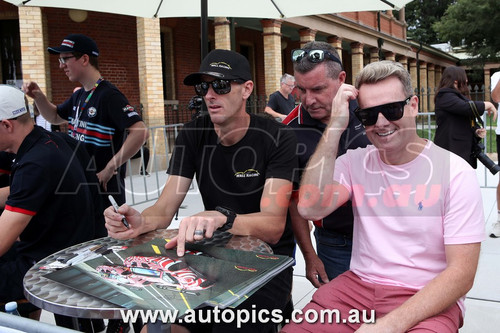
[314,227,352,281]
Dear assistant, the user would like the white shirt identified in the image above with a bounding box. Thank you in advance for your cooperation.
[491,72,500,135]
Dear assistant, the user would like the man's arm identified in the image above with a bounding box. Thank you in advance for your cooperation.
[290,195,328,288]
[231,177,292,242]
[264,106,286,120]
[0,210,32,256]
[298,85,355,221]
[356,242,481,333]
[22,81,66,124]
[97,121,149,189]
[167,177,293,256]
[105,174,192,239]
[0,187,8,209]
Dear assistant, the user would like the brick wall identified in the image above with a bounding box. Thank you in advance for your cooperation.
[167,17,206,107]
[164,17,268,106]
[338,11,406,40]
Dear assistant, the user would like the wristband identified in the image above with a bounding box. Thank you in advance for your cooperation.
[215,206,236,231]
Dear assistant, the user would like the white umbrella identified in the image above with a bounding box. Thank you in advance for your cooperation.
[5,0,412,57]
[7,0,410,19]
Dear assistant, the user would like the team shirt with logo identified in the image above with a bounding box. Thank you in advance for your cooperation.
[57,80,142,174]
[5,127,99,265]
[167,114,298,257]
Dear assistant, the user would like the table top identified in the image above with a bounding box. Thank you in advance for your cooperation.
[23,229,272,319]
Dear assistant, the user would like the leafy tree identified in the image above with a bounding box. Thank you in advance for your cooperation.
[405,0,454,44]
[434,0,500,61]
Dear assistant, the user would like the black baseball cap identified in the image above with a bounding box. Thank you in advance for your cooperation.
[184,49,252,85]
[48,34,99,57]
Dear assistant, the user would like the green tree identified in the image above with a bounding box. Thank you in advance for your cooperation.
[434,0,500,61]
[405,0,454,44]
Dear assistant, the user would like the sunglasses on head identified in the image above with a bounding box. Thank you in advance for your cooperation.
[354,96,412,126]
[291,49,343,67]
[194,79,244,96]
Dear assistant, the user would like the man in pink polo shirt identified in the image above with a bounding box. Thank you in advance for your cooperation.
[283,61,484,332]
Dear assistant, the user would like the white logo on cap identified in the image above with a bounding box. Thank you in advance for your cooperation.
[209,62,232,70]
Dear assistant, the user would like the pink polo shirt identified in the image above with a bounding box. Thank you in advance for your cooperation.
[334,140,485,313]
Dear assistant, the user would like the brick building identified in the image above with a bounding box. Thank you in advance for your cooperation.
[0,1,471,129]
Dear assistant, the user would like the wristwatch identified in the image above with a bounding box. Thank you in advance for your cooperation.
[215,206,237,231]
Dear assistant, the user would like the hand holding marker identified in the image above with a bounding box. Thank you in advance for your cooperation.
[108,195,130,229]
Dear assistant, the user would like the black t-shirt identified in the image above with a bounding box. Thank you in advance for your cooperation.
[57,80,142,175]
[168,114,298,256]
[284,101,370,236]
[267,91,295,116]
[0,152,15,188]
[5,126,101,264]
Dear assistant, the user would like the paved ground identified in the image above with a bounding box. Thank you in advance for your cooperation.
[40,167,500,332]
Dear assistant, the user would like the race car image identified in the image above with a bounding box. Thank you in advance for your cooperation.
[96,254,213,291]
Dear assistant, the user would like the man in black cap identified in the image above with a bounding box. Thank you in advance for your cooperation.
[23,34,148,206]
[105,49,298,332]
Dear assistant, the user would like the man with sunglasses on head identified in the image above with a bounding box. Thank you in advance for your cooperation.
[283,41,369,288]
[105,49,298,333]
[282,61,484,332]
[22,34,148,207]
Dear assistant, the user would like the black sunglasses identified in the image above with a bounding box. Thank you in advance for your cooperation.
[194,79,244,96]
[355,96,412,126]
[291,49,343,68]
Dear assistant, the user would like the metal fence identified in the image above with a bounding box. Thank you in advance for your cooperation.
[415,85,498,154]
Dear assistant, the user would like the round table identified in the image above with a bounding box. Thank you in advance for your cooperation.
[23,229,271,319]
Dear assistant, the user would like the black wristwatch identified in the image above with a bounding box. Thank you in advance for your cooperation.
[215,206,237,231]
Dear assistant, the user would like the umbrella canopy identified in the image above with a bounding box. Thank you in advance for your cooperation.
[6,0,410,18]
[5,0,413,58]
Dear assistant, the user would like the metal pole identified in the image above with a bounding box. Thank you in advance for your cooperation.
[201,0,208,59]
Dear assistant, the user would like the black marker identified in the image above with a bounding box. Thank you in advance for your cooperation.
[108,195,130,229]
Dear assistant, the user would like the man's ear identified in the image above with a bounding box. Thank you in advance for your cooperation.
[242,81,254,99]
[408,95,420,116]
[80,54,90,67]
[338,71,347,84]
[1,120,14,131]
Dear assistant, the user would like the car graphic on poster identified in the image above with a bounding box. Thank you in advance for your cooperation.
[96,253,213,292]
